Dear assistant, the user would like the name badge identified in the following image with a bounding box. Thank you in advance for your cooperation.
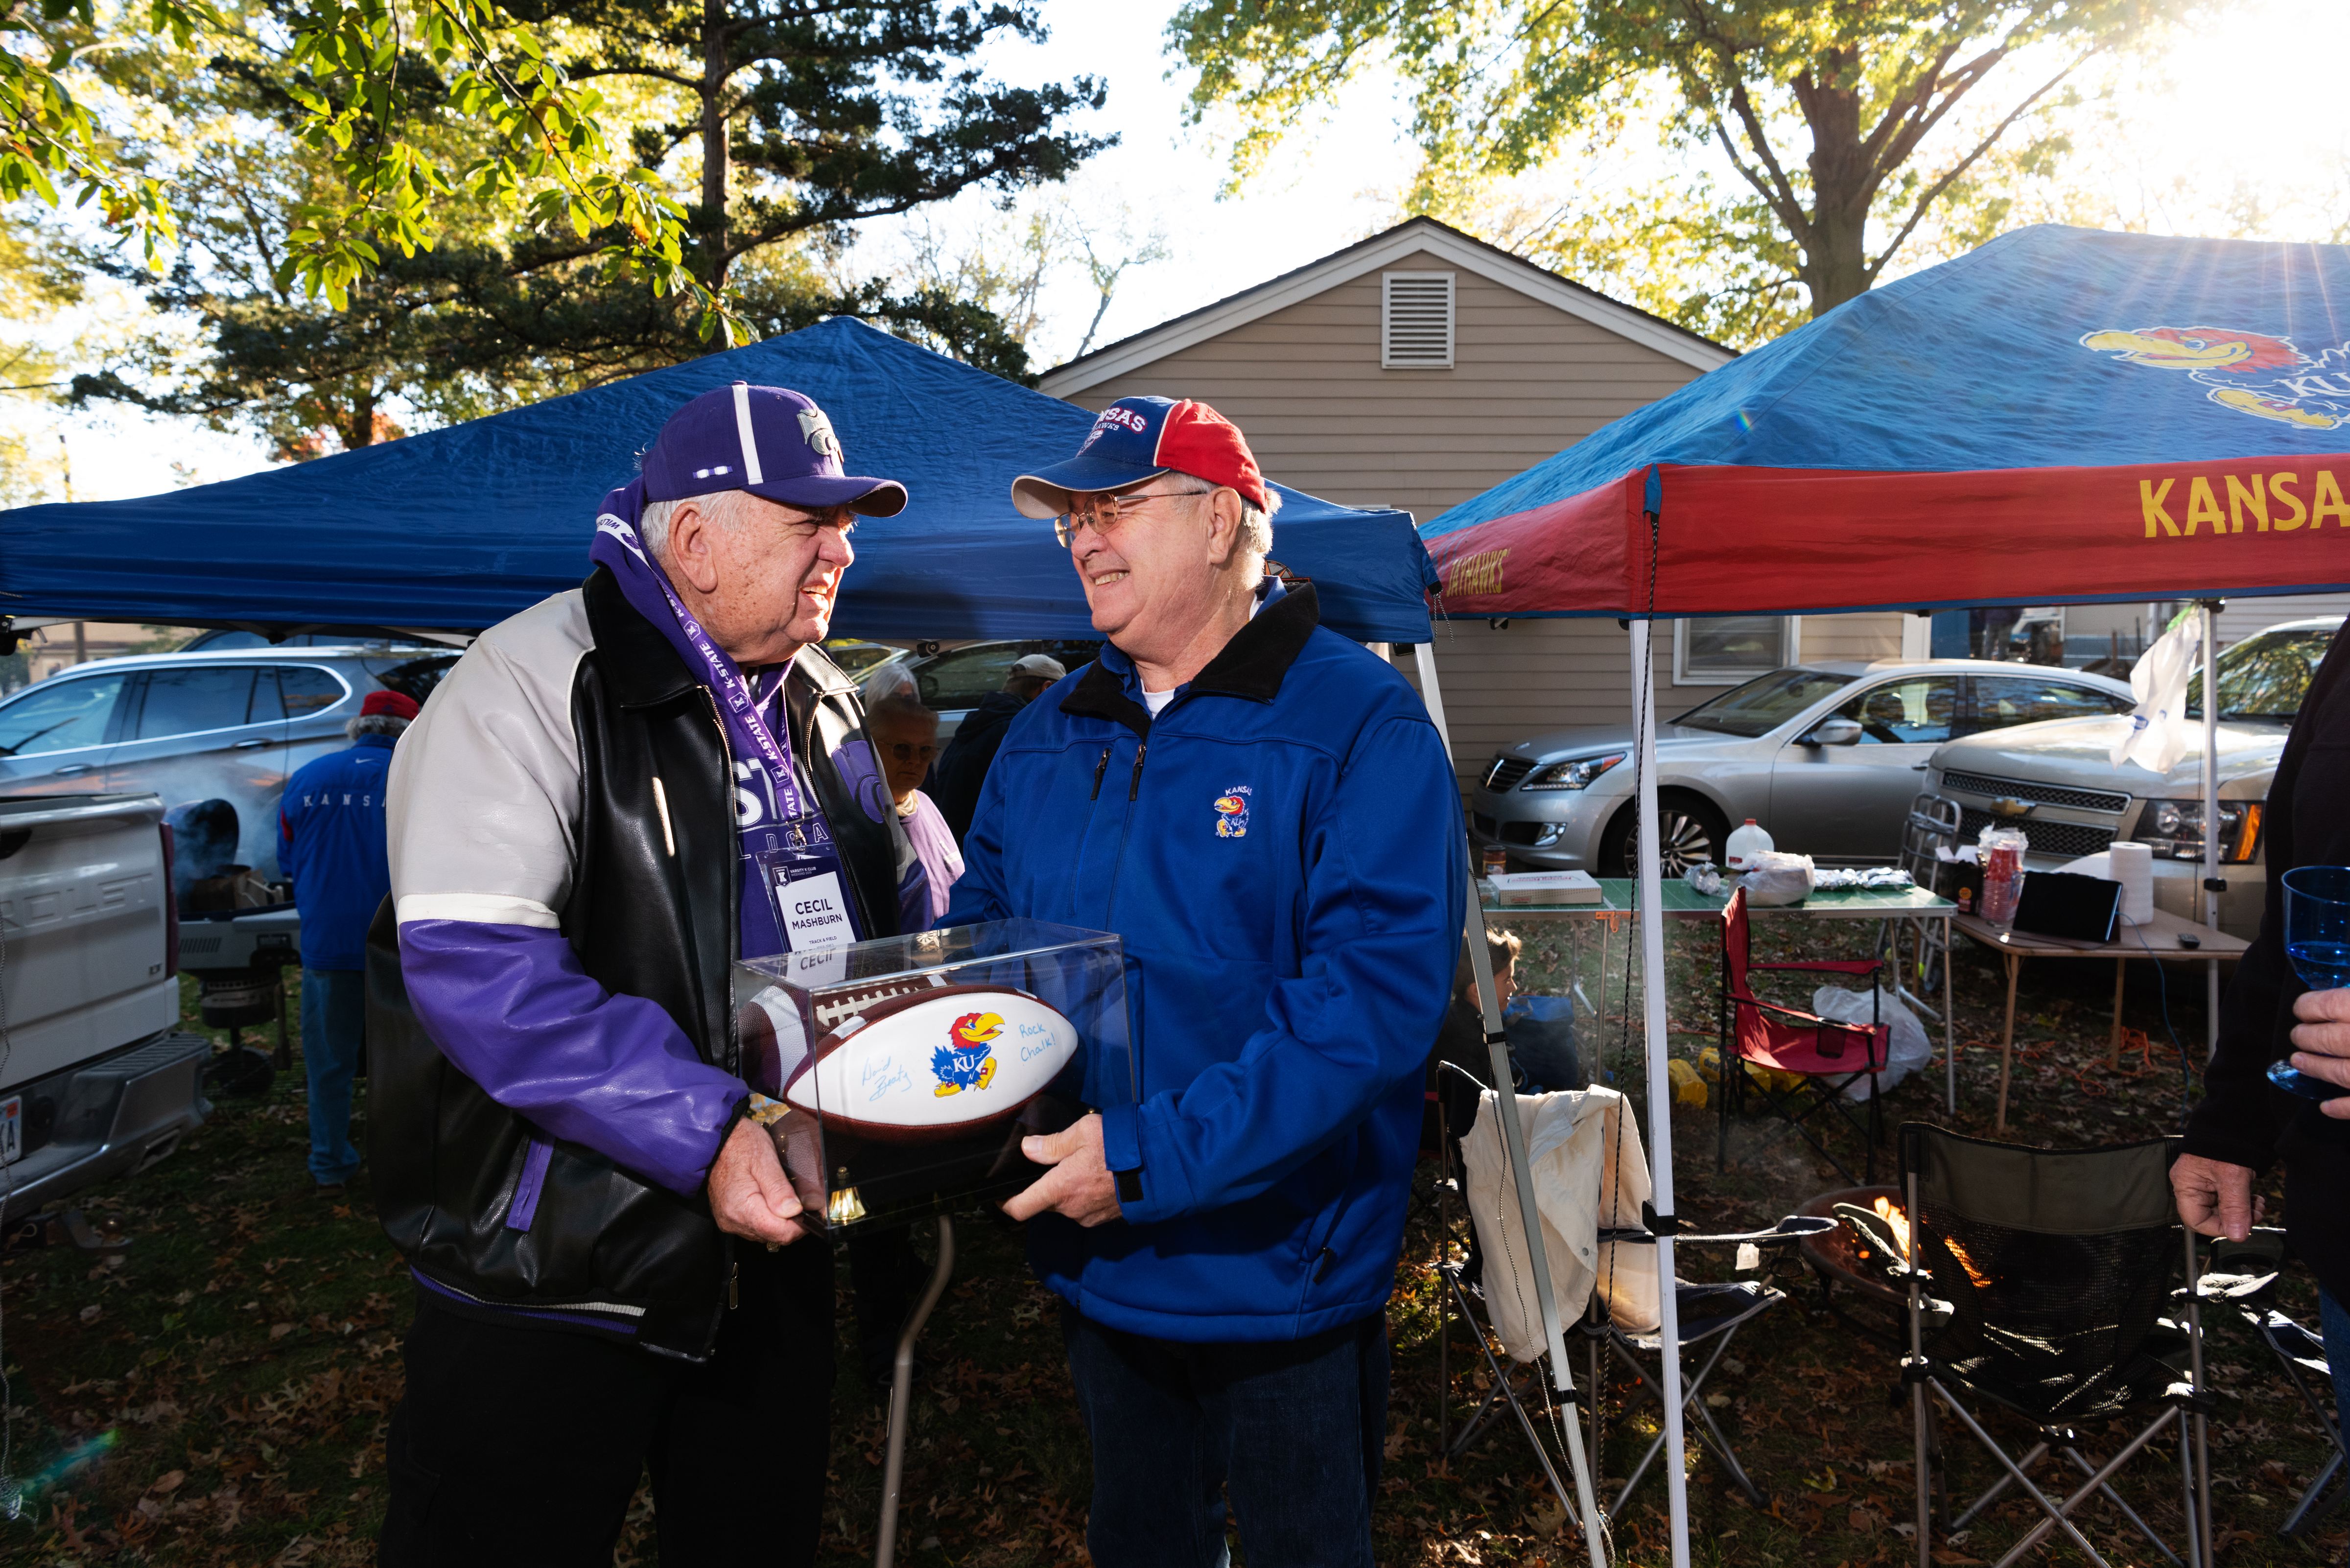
[756,821,854,959]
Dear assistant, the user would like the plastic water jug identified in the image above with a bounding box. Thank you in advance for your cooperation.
[1724,819,1774,872]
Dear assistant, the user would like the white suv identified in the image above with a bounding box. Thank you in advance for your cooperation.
[1926,616,2342,938]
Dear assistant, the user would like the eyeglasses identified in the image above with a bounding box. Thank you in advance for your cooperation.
[885,742,937,763]
[1054,487,1216,548]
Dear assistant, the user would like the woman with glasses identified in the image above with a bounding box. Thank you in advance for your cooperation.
[867,689,961,927]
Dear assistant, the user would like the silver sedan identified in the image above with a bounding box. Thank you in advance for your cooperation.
[1469,659,2136,877]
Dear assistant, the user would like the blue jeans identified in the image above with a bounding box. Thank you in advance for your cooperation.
[2323,1287,2350,1453]
[300,967,365,1184]
[1061,1306,1387,1568]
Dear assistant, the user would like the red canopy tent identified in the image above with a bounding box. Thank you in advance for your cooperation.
[1417,224,2350,1568]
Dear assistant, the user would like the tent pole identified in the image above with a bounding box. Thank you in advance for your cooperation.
[1413,640,1606,1568]
[1628,618,1692,1568]
[2201,602,2221,1058]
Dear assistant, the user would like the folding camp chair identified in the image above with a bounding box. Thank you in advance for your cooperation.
[1880,792,1962,1014]
[1568,1216,1830,1520]
[1717,885,1889,1183]
[1434,1067,1831,1524]
[2199,1230,2350,1538]
[1842,1124,2215,1568]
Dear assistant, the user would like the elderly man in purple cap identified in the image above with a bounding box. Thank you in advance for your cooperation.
[371,383,920,1566]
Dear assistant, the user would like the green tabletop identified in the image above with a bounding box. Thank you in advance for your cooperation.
[1479,877,1957,918]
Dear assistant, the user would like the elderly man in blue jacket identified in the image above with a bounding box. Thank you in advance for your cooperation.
[946,397,1465,1568]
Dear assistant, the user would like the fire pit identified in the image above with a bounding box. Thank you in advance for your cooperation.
[1796,1184,1907,1345]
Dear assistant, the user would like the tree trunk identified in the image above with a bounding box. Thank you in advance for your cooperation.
[342,386,377,450]
[1798,58,1875,319]
[699,0,730,291]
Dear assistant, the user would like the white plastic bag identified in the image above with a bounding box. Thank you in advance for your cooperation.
[1740,850,1814,907]
[1812,985,1931,1099]
[2110,614,2202,773]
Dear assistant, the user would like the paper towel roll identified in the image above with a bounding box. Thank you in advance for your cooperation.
[2110,841,2155,925]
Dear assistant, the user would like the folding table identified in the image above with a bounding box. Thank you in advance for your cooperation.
[1480,878,1958,1110]
[1951,909,2249,1132]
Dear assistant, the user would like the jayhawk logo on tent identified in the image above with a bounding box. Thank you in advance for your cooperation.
[2081,326,2350,430]
[933,1011,1000,1096]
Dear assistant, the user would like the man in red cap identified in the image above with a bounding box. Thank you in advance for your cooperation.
[952,397,1465,1566]
[277,685,420,1195]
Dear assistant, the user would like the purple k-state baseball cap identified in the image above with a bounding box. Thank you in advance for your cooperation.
[642,382,908,517]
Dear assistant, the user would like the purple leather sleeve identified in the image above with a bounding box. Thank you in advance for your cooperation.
[397,918,745,1196]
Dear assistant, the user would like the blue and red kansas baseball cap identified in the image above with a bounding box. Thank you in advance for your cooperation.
[644,382,907,517]
[1011,396,1269,519]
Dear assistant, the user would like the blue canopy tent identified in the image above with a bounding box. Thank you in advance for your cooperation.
[0,317,1435,645]
[1415,226,2350,1568]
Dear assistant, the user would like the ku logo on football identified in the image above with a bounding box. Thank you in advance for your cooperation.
[934,1010,1002,1096]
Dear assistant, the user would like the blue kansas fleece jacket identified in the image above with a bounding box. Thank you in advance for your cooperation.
[944,582,1466,1343]
[279,733,397,971]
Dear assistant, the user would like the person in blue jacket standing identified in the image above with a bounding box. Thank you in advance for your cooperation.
[948,397,1465,1568]
[278,686,415,1194]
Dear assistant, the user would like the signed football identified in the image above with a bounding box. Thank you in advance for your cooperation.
[782,983,1080,1143]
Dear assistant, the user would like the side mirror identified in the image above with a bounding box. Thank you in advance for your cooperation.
[1801,717,1863,747]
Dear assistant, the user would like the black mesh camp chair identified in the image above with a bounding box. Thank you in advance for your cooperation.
[2200,1230,2350,1538]
[1570,1218,1830,1521]
[1841,1124,2215,1568]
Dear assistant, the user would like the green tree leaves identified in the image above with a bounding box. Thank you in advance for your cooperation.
[1173,0,2185,340]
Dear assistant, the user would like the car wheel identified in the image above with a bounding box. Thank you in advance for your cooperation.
[1599,794,1728,880]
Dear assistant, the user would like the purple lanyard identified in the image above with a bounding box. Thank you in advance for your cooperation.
[594,514,805,824]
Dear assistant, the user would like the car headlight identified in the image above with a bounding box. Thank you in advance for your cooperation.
[2136,798,2264,864]
[1522,752,1626,791]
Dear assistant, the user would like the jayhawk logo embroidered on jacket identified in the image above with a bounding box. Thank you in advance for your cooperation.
[1213,786,1252,839]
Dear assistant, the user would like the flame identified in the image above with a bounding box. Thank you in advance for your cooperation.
[1873,1195,1910,1257]
[1869,1196,1995,1289]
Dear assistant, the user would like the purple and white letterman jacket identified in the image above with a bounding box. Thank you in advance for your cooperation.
[371,565,910,1357]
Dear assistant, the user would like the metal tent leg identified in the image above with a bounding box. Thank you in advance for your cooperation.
[874,1216,956,1568]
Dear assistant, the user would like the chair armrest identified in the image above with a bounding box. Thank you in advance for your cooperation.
[1434,1059,1494,1091]
[1753,959,1882,976]
[1675,1215,1837,1249]
[1833,1202,1907,1262]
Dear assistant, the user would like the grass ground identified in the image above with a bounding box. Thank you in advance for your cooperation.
[1,919,2342,1567]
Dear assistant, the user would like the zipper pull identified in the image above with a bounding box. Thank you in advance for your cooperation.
[1090,745,1111,801]
[1128,741,1148,802]
[728,1260,740,1311]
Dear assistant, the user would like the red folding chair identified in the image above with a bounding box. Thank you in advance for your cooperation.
[1717,885,1890,1183]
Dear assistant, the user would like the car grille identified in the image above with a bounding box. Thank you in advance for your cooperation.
[1939,769,2131,814]
[1957,808,2115,859]
[1499,822,1546,846]
[1483,756,1534,792]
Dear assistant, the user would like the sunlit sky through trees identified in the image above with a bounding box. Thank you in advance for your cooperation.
[30,0,2350,501]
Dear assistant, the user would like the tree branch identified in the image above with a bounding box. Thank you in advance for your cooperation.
[1678,0,1811,247]
[1867,49,2088,283]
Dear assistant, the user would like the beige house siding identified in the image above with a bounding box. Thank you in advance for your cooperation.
[1057,248,1701,523]
[2212,592,2350,645]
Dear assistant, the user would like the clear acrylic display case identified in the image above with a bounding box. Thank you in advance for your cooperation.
[731,919,1132,1233]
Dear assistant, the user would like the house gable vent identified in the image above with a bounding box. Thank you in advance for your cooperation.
[1382,272,1455,369]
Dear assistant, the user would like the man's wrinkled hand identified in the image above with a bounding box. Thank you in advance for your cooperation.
[1002,1113,1123,1228]
[2291,988,2350,1118]
[2169,1152,2263,1241]
[709,1118,812,1246]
